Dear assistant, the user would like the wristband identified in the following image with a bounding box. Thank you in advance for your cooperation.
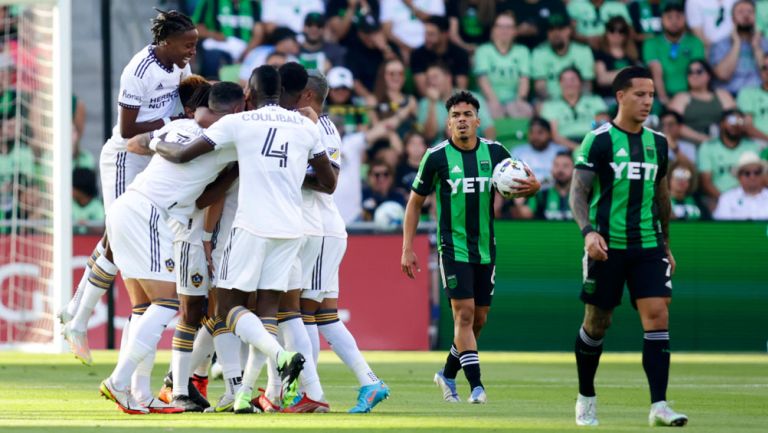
[202,231,213,242]
[581,225,595,237]
[162,116,171,125]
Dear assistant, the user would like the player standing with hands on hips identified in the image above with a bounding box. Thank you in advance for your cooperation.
[401,91,540,404]
[570,66,688,427]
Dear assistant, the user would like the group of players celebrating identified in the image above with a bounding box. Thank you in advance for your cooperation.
[58,7,689,427]
[59,9,388,415]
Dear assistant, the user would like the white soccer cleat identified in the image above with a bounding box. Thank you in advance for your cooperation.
[575,394,599,426]
[433,370,460,403]
[649,401,688,427]
[99,378,149,415]
[63,323,92,366]
[467,386,487,404]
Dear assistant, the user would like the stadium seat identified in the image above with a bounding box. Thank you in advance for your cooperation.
[494,117,530,150]
[218,64,242,83]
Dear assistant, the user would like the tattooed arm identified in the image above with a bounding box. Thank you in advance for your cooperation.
[570,168,608,261]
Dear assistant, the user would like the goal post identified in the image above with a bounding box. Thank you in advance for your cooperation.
[0,0,72,353]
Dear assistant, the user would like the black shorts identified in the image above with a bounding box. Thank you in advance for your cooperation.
[438,254,495,307]
[581,247,672,310]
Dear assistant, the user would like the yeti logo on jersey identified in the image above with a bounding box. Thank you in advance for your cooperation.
[261,127,288,168]
[447,177,492,194]
[610,162,659,180]
[165,258,175,272]
[191,272,204,288]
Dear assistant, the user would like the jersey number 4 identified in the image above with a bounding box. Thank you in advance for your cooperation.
[262,127,288,168]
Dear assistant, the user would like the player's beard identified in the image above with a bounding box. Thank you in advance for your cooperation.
[737,24,755,33]
[555,178,570,188]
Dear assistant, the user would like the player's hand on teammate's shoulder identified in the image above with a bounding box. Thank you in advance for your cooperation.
[401,248,420,279]
[511,166,542,198]
[298,106,319,123]
[585,232,608,261]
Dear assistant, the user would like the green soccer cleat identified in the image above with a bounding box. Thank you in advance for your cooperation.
[276,351,305,406]
[233,387,261,414]
[204,393,235,413]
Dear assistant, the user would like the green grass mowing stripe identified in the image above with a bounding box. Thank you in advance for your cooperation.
[0,351,766,432]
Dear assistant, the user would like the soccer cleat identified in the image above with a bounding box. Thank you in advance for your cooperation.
[233,388,262,414]
[276,351,305,404]
[187,379,210,409]
[281,393,330,413]
[158,384,173,404]
[99,378,148,415]
[142,397,184,414]
[253,389,281,413]
[204,393,235,413]
[433,370,460,402]
[575,394,599,426]
[468,386,487,404]
[169,395,204,412]
[63,323,92,366]
[191,374,209,399]
[648,401,688,427]
[348,381,390,413]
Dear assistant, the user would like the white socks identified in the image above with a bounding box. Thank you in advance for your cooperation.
[66,242,104,317]
[190,320,214,377]
[71,254,117,333]
[279,318,323,401]
[213,324,243,396]
[304,321,320,367]
[320,320,379,386]
[110,299,179,390]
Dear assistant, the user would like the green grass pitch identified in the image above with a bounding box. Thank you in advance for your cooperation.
[0,351,766,432]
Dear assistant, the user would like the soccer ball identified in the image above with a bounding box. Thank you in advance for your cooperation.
[492,158,529,199]
[373,201,405,230]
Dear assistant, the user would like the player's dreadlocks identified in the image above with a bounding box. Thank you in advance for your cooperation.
[150,8,195,45]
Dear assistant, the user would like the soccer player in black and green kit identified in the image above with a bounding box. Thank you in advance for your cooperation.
[570,66,688,427]
[401,91,540,404]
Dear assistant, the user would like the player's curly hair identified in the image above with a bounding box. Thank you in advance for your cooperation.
[445,90,480,113]
[178,75,209,109]
[150,8,195,45]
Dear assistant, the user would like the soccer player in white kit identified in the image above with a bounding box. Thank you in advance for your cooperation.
[98,83,244,415]
[151,65,338,413]
[62,9,198,366]
[296,77,390,414]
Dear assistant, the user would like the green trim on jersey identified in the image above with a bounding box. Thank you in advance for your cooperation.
[574,122,669,249]
[412,137,510,264]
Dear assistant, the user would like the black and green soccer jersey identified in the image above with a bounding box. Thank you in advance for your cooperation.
[574,122,669,249]
[412,137,510,264]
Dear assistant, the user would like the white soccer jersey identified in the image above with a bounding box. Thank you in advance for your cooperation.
[203,104,326,239]
[110,45,192,150]
[312,115,347,239]
[129,119,236,227]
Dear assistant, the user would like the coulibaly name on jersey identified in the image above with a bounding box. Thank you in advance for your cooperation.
[447,177,492,194]
[241,111,303,124]
[610,161,659,180]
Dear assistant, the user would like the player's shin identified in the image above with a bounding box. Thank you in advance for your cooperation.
[65,242,103,320]
[279,311,324,401]
[212,316,243,396]
[302,312,320,366]
[642,330,670,403]
[318,310,379,386]
[575,327,604,397]
[70,254,118,333]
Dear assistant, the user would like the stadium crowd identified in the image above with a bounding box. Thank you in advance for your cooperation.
[2,0,768,233]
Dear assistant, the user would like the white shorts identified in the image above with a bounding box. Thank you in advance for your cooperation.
[217,228,302,293]
[301,237,346,301]
[99,140,151,213]
[287,236,323,290]
[106,190,175,282]
[175,240,210,296]
[210,186,238,286]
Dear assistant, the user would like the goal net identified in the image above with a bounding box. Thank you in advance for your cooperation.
[0,0,71,352]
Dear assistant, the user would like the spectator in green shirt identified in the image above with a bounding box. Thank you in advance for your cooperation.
[526,150,575,221]
[643,1,705,105]
[698,109,765,203]
[192,0,260,78]
[531,13,595,100]
[417,62,495,145]
[568,0,631,50]
[539,68,608,150]
[628,0,664,45]
[668,160,708,220]
[736,56,768,141]
[474,11,533,119]
[72,168,104,235]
